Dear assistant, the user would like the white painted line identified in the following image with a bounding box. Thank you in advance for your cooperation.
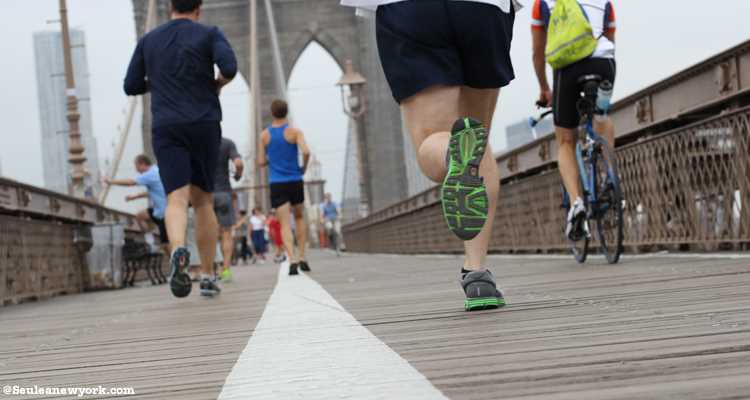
[217,261,449,400]
[356,252,750,261]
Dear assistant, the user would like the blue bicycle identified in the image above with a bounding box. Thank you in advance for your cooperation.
[531,75,624,264]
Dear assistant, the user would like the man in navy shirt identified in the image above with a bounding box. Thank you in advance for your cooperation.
[124,0,237,298]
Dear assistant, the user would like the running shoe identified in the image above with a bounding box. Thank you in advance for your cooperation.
[289,263,299,276]
[220,268,234,282]
[273,254,287,263]
[168,247,192,298]
[566,197,590,241]
[200,278,221,297]
[462,269,506,311]
[442,117,490,241]
[299,260,311,272]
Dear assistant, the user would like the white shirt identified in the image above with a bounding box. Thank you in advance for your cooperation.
[341,0,519,14]
[249,215,265,231]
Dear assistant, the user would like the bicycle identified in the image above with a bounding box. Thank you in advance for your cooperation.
[530,74,624,264]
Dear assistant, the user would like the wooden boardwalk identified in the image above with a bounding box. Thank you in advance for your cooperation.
[1,251,750,399]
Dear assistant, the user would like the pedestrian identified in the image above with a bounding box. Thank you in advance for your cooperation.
[105,154,169,255]
[214,137,244,281]
[124,0,237,298]
[249,207,267,262]
[267,209,285,263]
[232,210,253,265]
[257,99,311,275]
[341,0,519,310]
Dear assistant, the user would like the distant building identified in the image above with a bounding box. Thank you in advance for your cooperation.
[505,117,554,151]
[33,29,100,196]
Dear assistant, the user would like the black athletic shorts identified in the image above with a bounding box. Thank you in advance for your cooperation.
[148,207,169,244]
[553,57,617,129]
[152,121,221,194]
[376,0,515,103]
[270,181,305,209]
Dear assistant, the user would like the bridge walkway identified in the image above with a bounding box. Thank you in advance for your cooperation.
[1,251,750,399]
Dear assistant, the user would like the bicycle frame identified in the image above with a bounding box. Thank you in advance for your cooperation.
[576,117,619,216]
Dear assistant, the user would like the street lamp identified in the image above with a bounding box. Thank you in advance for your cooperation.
[336,60,372,217]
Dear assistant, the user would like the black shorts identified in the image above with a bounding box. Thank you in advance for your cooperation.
[152,121,221,194]
[270,181,305,209]
[376,0,515,103]
[148,208,169,244]
[553,57,617,129]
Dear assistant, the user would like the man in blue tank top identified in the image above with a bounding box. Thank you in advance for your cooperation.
[124,0,237,298]
[258,100,312,276]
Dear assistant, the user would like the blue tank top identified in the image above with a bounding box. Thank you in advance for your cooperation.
[267,124,303,184]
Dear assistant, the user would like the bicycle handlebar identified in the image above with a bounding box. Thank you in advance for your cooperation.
[529,106,553,128]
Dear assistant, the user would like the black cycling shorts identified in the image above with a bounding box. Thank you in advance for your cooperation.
[376,0,515,103]
[553,57,617,129]
[148,208,169,244]
[270,180,305,209]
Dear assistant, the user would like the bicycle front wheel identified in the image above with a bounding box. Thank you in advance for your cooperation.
[591,138,624,264]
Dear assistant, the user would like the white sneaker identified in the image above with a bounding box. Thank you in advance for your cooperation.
[566,197,590,241]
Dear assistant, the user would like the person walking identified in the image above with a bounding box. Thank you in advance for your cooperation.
[232,210,253,265]
[267,209,285,263]
[105,154,169,255]
[214,137,244,281]
[257,99,311,275]
[319,192,342,253]
[341,0,519,310]
[124,0,237,298]
[249,207,268,262]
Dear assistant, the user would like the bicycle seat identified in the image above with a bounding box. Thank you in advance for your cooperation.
[577,74,602,85]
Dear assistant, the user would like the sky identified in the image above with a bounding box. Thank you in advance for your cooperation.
[1,0,750,215]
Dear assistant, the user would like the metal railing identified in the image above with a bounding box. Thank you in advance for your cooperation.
[344,39,750,254]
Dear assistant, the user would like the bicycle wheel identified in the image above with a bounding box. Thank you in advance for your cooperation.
[591,138,624,264]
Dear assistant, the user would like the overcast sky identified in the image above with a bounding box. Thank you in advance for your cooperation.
[1,0,750,215]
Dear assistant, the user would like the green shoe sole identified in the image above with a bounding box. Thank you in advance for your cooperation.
[442,117,490,241]
[464,297,506,311]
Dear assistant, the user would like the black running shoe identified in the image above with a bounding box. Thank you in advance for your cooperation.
[462,269,506,311]
[169,247,192,298]
[199,278,221,297]
[299,260,311,272]
[289,263,299,276]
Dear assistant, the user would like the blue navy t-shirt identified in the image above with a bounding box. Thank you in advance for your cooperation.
[124,19,237,129]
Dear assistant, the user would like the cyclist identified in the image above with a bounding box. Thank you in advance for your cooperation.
[319,193,342,252]
[531,0,617,241]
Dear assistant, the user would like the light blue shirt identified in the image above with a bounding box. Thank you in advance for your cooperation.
[135,165,167,219]
[320,201,340,221]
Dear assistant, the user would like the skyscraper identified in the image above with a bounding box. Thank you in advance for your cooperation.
[505,117,554,151]
[34,29,100,197]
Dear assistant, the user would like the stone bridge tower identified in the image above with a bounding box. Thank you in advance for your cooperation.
[131,0,409,211]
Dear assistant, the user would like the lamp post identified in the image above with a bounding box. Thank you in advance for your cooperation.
[58,0,88,199]
[336,60,371,217]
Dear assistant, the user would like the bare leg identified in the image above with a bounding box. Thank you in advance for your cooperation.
[165,186,190,249]
[276,203,297,262]
[293,204,307,261]
[401,85,501,270]
[190,186,218,276]
[459,87,501,269]
[220,228,233,271]
[556,127,582,201]
[135,210,151,232]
